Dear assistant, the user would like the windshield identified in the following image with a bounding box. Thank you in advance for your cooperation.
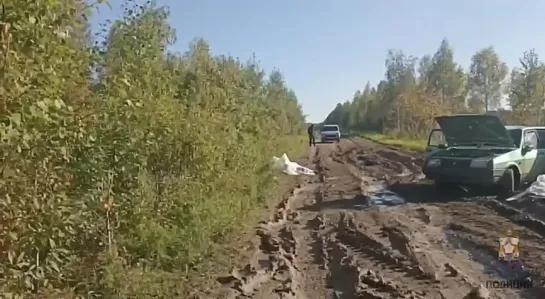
[321,125,339,132]
[508,129,522,147]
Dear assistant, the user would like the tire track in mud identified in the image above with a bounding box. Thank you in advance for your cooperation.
[330,212,432,299]
[211,138,545,299]
[298,140,447,299]
[211,146,329,299]
[312,139,544,299]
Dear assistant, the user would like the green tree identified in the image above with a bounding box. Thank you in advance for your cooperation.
[428,38,467,108]
[1,0,307,297]
[324,39,545,137]
[418,55,433,88]
[468,46,509,112]
[509,49,545,124]
[383,50,417,133]
[324,103,344,125]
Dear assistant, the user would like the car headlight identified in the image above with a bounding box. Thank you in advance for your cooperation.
[470,159,489,168]
[427,158,441,167]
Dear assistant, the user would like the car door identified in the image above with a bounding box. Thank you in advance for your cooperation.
[533,129,545,178]
[521,130,539,181]
[425,129,446,158]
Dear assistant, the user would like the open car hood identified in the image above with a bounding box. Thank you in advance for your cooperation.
[434,114,515,147]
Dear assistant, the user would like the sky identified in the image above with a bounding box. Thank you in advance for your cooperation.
[90,0,545,123]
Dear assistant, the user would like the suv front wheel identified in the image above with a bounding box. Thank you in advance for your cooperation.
[497,168,516,197]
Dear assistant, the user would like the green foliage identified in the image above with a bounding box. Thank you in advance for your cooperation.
[508,49,545,124]
[324,38,545,139]
[362,133,427,153]
[1,0,305,297]
[468,46,509,112]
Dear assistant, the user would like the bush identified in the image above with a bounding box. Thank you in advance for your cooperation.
[0,1,306,297]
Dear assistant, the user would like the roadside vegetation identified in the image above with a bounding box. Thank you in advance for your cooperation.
[1,0,306,297]
[325,39,544,142]
[362,133,426,153]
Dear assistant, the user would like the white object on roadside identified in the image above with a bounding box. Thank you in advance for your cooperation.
[505,190,529,202]
[528,174,545,196]
[506,174,545,201]
[271,153,315,176]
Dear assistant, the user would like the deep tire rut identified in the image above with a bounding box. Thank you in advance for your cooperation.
[210,138,545,299]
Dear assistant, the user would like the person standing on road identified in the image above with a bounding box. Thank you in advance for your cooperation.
[307,124,316,146]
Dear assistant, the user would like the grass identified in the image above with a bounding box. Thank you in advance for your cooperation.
[362,133,427,153]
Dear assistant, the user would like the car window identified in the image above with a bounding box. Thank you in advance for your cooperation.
[536,129,545,149]
[428,130,446,146]
[321,125,338,132]
[524,131,538,148]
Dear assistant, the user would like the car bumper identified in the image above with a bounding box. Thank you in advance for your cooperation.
[321,135,340,141]
[422,167,505,185]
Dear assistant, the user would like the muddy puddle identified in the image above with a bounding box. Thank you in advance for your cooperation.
[441,228,538,298]
[442,229,531,280]
[361,177,406,207]
[368,190,405,206]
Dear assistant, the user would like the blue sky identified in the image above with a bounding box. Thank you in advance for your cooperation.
[90,0,545,123]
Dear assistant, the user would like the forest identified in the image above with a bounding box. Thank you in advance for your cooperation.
[1,0,306,297]
[324,39,545,138]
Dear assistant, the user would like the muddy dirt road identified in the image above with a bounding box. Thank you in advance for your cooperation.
[211,137,545,299]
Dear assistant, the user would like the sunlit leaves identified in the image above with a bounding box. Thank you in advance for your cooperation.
[2,0,305,297]
[325,38,523,138]
[468,47,509,112]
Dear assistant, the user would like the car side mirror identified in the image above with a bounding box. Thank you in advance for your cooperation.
[523,142,535,151]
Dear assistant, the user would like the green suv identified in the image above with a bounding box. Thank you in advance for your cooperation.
[422,114,545,195]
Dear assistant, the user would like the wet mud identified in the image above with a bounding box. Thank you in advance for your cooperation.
[208,137,545,299]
